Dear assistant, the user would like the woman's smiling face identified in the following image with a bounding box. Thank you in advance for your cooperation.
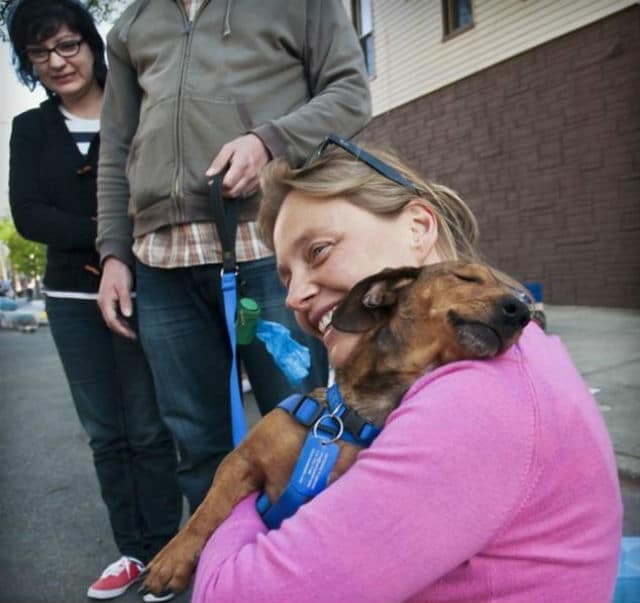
[27,24,97,102]
[273,191,441,368]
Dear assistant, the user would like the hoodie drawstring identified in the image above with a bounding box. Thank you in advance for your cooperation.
[223,0,232,37]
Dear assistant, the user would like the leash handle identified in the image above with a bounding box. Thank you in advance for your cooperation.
[210,171,247,446]
[210,170,238,274]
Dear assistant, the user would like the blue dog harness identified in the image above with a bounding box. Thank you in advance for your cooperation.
[256,384,381,529]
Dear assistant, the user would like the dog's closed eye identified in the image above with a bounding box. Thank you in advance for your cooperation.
[453,272,483,284]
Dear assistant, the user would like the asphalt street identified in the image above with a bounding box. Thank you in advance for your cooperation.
[0,304,638,603]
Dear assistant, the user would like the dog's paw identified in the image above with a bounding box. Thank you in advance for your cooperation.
[143,531,205,594]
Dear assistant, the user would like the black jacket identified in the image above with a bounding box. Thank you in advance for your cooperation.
[9,98,101,292]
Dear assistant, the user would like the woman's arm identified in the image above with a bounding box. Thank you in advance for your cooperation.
[192,359,536,603]
[9,113,97,249]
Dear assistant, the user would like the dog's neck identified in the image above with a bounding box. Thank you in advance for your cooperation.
[332,362,431,427]
[320,323,439,427]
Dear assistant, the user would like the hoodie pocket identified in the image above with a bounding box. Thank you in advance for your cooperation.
[180,97,252,199]
[126,98,176,213]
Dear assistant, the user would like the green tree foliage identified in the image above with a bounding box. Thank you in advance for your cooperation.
[0,0,125,40]
[81,0,125,23]
[0,218,46,278]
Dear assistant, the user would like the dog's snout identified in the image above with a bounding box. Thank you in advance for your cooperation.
[500,295,531,328]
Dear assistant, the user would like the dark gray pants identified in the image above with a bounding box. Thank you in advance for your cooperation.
[135,256,329,512]
[46,296,182,563]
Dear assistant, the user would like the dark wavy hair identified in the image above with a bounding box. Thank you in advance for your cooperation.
[4,0,107,96]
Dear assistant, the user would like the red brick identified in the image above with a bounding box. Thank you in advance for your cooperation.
[362,6,640,308]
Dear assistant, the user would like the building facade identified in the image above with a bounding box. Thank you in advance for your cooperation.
[350,1,639,308]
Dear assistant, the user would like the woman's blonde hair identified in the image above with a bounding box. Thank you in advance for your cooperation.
[258,144,479,262]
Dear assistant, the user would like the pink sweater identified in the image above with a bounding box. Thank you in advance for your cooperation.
[192,324,622,603]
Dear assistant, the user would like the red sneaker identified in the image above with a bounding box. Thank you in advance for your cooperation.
[87,556,145,599]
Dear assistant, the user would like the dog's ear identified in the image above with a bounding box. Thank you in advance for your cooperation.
[332,266,422,333]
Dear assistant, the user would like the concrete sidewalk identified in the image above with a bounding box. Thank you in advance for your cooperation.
[543,305,640,482]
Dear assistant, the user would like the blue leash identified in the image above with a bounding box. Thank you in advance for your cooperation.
[211,172,247,446]
[221,271,247,446]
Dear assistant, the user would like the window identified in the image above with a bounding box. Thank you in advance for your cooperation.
[352,0,375,77]
[442,0,474,38]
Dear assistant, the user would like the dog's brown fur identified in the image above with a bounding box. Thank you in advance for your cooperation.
[142,261,531,595]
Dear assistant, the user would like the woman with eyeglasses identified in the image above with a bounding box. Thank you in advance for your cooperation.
[190,141,622,603]
[6,1,181,600]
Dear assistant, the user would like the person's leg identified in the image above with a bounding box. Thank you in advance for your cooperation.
[111,323,182,560]
[45,297,153,561]
[238,256,329,415]
[135,261,233,513]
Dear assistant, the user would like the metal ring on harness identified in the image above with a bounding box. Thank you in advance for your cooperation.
[312,414,344,444]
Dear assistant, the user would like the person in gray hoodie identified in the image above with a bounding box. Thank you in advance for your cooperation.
[96,0,371,518]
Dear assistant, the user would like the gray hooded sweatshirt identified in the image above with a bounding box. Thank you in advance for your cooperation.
[96,0,372,265]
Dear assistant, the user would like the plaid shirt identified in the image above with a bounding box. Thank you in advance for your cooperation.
[133,221,272,267]
[184,0,202,19]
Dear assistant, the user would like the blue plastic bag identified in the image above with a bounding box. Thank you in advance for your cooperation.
[613,537,640,603]
[255,320,310,386]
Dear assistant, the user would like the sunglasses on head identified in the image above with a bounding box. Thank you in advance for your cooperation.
[305,133,419,193]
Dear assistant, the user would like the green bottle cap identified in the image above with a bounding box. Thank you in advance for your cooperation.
[239,297,259,313]
[236,297,261,344]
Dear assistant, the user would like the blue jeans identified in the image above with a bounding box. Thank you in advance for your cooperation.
[46,296,182,562]
[135,257,329,511]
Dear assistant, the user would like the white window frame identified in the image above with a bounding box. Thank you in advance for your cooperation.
[352,0,375,77]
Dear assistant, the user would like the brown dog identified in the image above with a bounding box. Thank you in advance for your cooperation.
[142,260,531,595]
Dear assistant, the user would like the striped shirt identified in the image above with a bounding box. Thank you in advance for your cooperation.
[133,0,272,269]
[44,106,101,300]
[59,106,99,155]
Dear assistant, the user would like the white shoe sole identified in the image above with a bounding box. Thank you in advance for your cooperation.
[87,583,135,599]
[142,592,175,603]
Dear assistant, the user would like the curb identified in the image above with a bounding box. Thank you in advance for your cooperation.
[617,454,640,483]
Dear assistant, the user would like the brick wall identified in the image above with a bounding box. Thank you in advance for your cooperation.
[360,6,640,308]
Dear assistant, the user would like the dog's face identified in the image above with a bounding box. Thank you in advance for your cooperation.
[332,261,531,380]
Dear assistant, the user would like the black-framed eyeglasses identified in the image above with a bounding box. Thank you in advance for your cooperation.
[24,38,84,64]
[305,133,419,193]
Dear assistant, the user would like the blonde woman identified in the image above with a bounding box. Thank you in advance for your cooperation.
[191,137,622,603]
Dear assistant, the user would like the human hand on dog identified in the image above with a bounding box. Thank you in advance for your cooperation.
[205,133,269,198]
